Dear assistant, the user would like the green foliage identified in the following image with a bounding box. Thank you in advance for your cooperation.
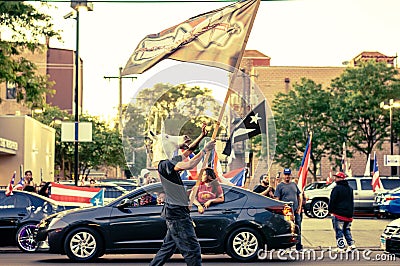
[329,61,400,161]
[122,83,222,174]
[36,106,125,178]
[272,78,332,179]
[0,1,60,107]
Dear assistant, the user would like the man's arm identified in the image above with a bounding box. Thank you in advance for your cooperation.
[181,123,208,158]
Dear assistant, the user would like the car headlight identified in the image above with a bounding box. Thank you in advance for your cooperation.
[48,216,69,230]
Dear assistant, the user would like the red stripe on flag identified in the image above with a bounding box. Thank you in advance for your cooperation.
[50,194,92,203]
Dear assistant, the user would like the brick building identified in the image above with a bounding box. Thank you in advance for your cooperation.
[235,50,398,187]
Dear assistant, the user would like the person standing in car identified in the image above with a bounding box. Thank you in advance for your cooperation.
[328,171,356,252]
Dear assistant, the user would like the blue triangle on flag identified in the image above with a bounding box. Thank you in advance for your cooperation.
[90,189,104,206]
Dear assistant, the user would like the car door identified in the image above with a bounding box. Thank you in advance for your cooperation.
[0,194,31,245]
[108,190,166,250]
[356,179,374,211]
[191,187,248,249]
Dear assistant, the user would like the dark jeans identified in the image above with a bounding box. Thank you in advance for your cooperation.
[295,212,303,250]
[331,216,354,248]
[149,217,201,266]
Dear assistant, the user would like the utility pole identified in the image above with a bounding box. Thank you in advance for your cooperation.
[104,67,137,133]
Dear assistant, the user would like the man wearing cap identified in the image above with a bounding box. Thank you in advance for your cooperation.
[274,168,303,251]
[149,124,216,266]
[328,171,356,252]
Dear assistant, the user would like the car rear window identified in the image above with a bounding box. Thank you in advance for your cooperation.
[360,179,373,190]
[347,180,357,190]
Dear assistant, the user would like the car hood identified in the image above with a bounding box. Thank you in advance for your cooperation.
[304,186,332,197]
[387,218,400,227]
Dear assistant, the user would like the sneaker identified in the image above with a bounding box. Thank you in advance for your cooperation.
[347,244,356,251]
[332,247,345,253]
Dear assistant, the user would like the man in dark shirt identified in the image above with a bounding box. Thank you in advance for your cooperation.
[328,171,355,252]
[149,125,216,266]
[253,174,275,198]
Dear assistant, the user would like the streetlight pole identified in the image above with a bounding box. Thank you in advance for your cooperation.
[67,1,93,186]
[380,99,400,176]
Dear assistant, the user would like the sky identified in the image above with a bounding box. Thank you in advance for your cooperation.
[38,0,400,120]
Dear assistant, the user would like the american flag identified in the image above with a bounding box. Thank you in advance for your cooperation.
[371,151,383,192]
[5,172,16,197]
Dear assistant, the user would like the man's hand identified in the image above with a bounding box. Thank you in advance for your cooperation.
[200,122,208,137]
[204,140,216,152]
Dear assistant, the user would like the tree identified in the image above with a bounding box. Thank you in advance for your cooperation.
[272,78,332,180]
[0,1,59,107]
[329,61,400,161]
[36,106,125,179]
[122,83,222,173]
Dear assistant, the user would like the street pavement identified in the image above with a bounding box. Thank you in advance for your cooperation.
[301,215,388,250]
[0,215,391,253]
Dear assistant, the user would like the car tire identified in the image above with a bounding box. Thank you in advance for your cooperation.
[16,223,38,252]
[311,200,329,219]
[226,227,262,261]
[64,227,103,262]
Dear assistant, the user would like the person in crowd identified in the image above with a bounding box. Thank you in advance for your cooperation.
[140,169,155,185]
[253,174,275,198]
[149,124,215,266]
[89,179,96,187]
[274,168,303,251]
[157,192,166,205]
[23,170,36,192]
[38,182,51,197]
[328,171,356,252]
[191,167,224,214]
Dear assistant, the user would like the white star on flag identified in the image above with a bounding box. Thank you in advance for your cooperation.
[250,113,261,124]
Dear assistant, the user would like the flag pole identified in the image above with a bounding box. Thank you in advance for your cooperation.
[189,0,261,207]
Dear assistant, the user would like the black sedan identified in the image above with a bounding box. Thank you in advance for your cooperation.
[0,190,81,252]
[36,181,299,262]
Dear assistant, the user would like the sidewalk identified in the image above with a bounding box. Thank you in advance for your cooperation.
[301,216,387,250]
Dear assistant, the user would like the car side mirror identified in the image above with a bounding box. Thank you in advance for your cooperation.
[117,198,130,209]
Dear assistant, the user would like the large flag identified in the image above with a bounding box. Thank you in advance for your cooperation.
[223,100,267,156]
[371,152,383,192]
[5,172,16,197]
[50,182,104,206]
[297,133,312,192]
[122,0,260,75]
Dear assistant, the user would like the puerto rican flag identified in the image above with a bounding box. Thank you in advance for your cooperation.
[297,133,312,192]
[5,172,16,196]
[371,152,383,192]
[50,182,104,206]
[219,167,246,187]
[13,177,25,191]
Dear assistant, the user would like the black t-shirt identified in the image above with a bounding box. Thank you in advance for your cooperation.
[253,185,275,197]
[158,156,190,220]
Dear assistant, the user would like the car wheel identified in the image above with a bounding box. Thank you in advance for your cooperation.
[64,227,103,262]
[226,227,262,261]
[311,200,329,219]
[16,223,38,252]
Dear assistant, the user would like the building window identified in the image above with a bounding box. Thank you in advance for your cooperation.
[6,81,16,100]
